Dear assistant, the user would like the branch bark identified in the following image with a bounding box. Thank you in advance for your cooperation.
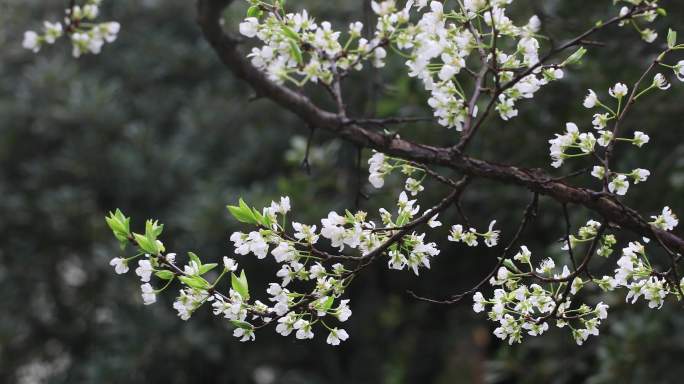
[196,0,684,255]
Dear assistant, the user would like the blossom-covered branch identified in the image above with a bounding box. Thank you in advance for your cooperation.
[23,0,684,346]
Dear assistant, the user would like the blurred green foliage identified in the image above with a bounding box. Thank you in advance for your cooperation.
[2,0,684,383]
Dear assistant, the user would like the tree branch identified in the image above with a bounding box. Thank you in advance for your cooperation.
[196,0,684,255]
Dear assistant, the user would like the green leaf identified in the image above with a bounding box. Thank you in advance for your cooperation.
[321,296,335,312]
[230,320,253,330]
[133,233,158,254]
[155,270,175,280]
[198,263,218,275]
[260,208,273,228]
[179,275,209,290]
[281,25,299,41]
[105,214,124,234]
[252,208,266,226]
[563,47,587,66]
[246,5,260,17]
[145,219,163,239]
[231,270,250,300]
[657,8,667,17]
[188,251,202,267]
[228,198,259,224]
[668,29,677,48]
[106,209,131,243]
[289,41,303,65]
[227,204,254,224]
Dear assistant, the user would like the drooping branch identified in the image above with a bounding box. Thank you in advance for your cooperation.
[196,0,684,255]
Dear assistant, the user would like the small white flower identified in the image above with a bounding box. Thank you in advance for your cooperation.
[43,22,63,44]
[294,319,314,339]
[513,246,532,264]
[591,166,605,180]
[223,256,238,272]
[427,213,442,228]
[675,60,684,82]
[349,21,363,36]
[631,168,650,184]
[535,258,555,274]
[405,177,424,196]
[641,28,657,43]
[140,283,157,305]
[583,89,598,108]
[233,327,256,342]
[483,220,500,247]
[135,259,153,282]
[473,292,486,313]
[608,174,629,196]
[596,302,609,320]
[326,328,349,346]
[632,131,650,147]
[609,83,628,99]
[109,257,129,274]
[651,206,679,231]
[653,73,671,90]
[23,31,40,52]
[239,17,259,38]
[336,299,352,322]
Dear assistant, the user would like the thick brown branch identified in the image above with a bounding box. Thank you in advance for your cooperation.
[196,0,684,255]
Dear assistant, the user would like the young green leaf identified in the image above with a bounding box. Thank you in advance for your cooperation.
[231,320,254,330]
[155,270,175,280]
[227,204,254,224]
[179,275,209,290]
[289,40,303,65]
[246,5,261,18]
[231,270,250,300]
[281,25,299,41]
[668,28,677,48]
[133,233,158,254]
[198,263,218,275]
[187,252,203,270]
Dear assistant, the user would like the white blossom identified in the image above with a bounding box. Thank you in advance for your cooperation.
[326,328,350,346]
[109,257,129,274]
[135,259,153,282]
[140,283,157,305]
[609,83,629,99]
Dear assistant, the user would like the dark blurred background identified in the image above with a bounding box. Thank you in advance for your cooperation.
[2,0,684,383]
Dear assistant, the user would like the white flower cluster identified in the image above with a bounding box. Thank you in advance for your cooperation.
[473,245,609,346]
[239,2,391,85]
[448,220,500,247]
[615,0,661,43]
[562,220,616,258]
[598,232,682,311]
[22,0,119,57]
[549,79,663,196]
[98,0,684,350]
[223,186,448,342]
[397,1,565,129]
[367,150,432,195]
